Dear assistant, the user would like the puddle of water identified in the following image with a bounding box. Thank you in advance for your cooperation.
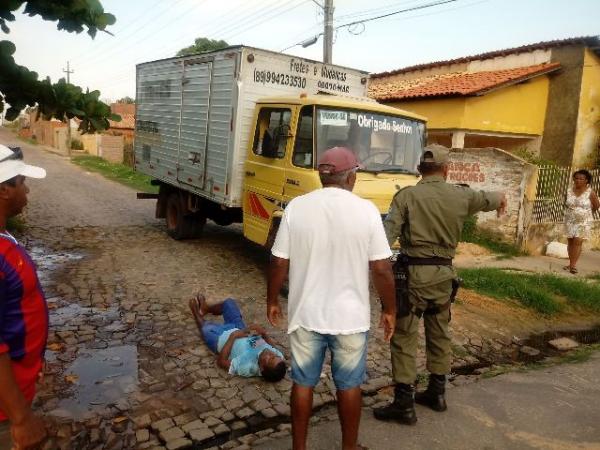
[29,246,84,283]
[50,303,119,328]
[58,345,138,414]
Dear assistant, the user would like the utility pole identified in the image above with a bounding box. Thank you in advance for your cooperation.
[323,0,334,64]
[63,61,74,156]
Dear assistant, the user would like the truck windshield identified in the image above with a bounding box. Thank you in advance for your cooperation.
[315,107,425,174]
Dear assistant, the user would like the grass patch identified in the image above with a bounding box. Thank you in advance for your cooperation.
[458,268,600,315]
[461,215,523,257]
[17,136,38,146]
[72,155,157,194]
[482,344,600,379]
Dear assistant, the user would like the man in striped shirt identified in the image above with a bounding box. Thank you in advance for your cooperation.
[0,144,47,450]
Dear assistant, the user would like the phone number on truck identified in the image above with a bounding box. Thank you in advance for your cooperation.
[253,69,307,89]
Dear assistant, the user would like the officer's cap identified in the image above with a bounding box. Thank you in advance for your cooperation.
[420,144,449,165]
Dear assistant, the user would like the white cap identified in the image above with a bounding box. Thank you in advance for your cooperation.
[0,144,46,183]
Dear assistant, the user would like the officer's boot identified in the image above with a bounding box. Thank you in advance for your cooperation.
[373,383,417,425]
[415,374,447,412]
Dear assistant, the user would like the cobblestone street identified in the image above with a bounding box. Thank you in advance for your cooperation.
[2,127,594,449]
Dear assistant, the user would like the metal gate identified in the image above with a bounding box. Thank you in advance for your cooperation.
[532,165,600,223]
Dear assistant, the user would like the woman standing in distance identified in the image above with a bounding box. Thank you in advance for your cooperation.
[564,169,599,274]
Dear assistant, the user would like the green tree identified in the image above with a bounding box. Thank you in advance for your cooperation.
[0,0,119,133]
[116,96,134,104]
[176,37,228,57]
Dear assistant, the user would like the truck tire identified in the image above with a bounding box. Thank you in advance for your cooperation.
[165,192,206,240]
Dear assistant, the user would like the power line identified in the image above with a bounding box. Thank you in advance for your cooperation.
[81,0,292,80]
[83,1,308,90]
[282,0,459,51]
[82,1,301,86]
[74,0,193,68]
[337,0,458,29]
[70,0,166,63]
[334,0,426,21]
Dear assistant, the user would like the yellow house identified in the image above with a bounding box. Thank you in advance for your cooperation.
[369,37,600,168]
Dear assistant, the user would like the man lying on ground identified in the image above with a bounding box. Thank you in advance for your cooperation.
[189,295,286,381]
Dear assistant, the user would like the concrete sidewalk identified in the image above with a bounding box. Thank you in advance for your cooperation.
[254,352,600,450]
[455,249,600,277]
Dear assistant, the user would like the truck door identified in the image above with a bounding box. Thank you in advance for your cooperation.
[283,105,321,203]
[243,105,295,245]
[176,59,212,189]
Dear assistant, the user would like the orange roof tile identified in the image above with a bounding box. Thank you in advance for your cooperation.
[369,63,561,102]
[109,113,135,130]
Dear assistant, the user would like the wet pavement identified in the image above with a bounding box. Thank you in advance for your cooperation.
[2,128,599,449]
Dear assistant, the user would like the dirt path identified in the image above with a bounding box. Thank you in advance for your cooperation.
[2,127,598,449]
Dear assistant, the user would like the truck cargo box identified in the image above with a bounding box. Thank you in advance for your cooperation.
[134,46,369,208]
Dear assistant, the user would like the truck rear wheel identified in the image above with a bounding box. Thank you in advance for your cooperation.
[166,192,206,240]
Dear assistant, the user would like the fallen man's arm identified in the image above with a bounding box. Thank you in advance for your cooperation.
[216,330,248,370]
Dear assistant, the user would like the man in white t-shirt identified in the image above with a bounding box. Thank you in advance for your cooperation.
[267,146,396,450]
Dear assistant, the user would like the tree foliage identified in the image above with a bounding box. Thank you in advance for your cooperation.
[176,37,228,57]
[116,96,134,104]
[0,1,119,133]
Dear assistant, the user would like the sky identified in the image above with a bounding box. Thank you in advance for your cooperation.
[5,0,600,102]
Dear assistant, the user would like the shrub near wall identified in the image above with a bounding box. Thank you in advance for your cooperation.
[448,147,537,245]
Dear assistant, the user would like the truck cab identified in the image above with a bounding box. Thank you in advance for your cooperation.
[243,94,426,246]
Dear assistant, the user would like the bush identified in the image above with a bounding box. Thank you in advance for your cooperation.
[71,139,84,150]
[460,215,522,257]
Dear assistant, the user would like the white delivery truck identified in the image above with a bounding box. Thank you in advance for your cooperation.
[135,46,426,243]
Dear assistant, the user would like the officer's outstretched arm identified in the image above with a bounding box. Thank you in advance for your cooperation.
[383,197,406,246]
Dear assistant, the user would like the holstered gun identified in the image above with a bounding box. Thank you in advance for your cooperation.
[392,254,411,318]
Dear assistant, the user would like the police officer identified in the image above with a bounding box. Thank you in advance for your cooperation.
[373,144,506,425]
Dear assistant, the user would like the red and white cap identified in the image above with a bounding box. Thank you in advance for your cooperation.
[317,146,359,175]
[0,144,46,184]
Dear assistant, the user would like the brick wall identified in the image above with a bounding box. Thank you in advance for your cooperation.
[449,147,537,245]
[99,135,124,163]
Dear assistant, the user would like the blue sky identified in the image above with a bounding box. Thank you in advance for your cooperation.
[6,0,600,101]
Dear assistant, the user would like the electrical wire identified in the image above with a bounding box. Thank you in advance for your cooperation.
[84,1,308,92]
[72,0,188,66]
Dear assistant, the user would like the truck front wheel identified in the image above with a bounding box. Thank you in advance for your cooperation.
[166,192,205,240]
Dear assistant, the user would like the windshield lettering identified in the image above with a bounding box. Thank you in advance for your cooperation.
[357,114,413,134]
[316,108,425,174]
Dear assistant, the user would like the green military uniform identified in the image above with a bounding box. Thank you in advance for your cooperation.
[383,174,503,385]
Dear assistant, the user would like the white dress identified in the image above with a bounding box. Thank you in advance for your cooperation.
[564,187,593,239]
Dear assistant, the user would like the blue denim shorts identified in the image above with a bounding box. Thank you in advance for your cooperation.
[290,327,368,391]
[200,298,246,353]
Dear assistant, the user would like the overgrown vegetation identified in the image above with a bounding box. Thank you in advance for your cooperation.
[17,135,37,146]
[482,343,600,379]
[0,1,118,132]
[511,147,555,166]
[71,138,84,150]
[71,155,157,194]
[459,268,600,315]
[460,215,523,257]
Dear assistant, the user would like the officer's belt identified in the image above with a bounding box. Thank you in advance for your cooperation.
[406,256,453,266]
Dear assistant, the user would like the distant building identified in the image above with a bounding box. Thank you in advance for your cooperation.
[109,103,135,142]
[369,36,600,167]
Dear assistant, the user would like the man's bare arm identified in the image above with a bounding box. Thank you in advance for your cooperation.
[216,330,248,369]
[267,256,289,327]
[0,353,47,447]
[370,259,396,341]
